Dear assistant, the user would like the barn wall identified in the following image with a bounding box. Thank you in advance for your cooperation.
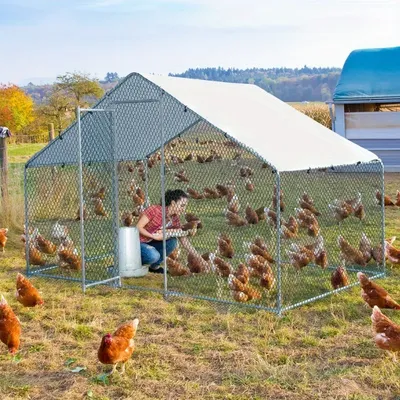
[334,110,400,171]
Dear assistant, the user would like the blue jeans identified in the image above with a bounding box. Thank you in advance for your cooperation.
[140,238,178,269]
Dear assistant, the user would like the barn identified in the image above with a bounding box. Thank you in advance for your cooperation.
[24,73,385,314]
[332,46,400,172]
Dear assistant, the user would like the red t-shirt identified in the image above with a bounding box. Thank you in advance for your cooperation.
[139,205,181,242]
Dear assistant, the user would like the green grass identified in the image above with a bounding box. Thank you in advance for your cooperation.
[7,143,47,164]
[1,135,400,399]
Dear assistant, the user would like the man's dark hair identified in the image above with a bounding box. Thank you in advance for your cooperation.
[162,189,188,206]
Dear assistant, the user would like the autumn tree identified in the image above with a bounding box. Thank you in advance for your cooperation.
[55,72,104,110]
[0,84,34,132]
[38,89,74,134]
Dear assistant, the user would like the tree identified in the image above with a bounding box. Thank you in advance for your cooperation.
[0,84,35,132]
[55,72,104,109]
[104,72,120,83]
[38,89,74,134]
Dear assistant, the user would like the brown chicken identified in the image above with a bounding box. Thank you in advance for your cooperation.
[331,266,349,289]
[27,243,46,266]
[98,319,139,374]
[358,272,400,309]
[166,257,191,276]
[210,254,233,277]
[354,203,366,220]
[228,275,262,301]
[307,220,320,237]
[244,204,259,225]
[187,188,204,200]
[16,273,44,307]
[215,184,229,197]
[218,235,234,258]
[385,241,400,265]
[295,208,316,228]
[299,198,321,216]
[245,179,255,192]
[174,171,189,183]
[181,221,199,232]
[91,187,106,200]
[185,212,201,225]
[376,190,395,206]
[239,166,253,178]
[226,187,236,203]
[0,295,21,355]
[281,226,296,239]
[264,208,281,228]
[232,291,248,302]
[359,233,372,264]
[226,195,240,214]
[338,235,367,266]
[286,247,314,271]
[58,245,82,271]
[371,243,386,265]
[196,155,205,163]
[0,228,9,253]
[168,246,180,261]
[328,200,353,222]
[94,198,107,217]
[371,306,400,358]
[301,192,314,206]
[187,251,209,273]
[260,267,275,290]
[249,240,275,264]
[36,234,57,255]
[234,263,250,285]
[122,212,134,227]
[225,210,248,227]
[315,249,328,269]
[245,255,272,277]
[283,216,298,235]
[184,153,193,161]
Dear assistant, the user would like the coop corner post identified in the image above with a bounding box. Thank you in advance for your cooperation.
[158,91,168,299]
[24,165,30,275]
[77,106,87,293]
[380,160,386,277]
[111,108,121,287]
[275,171,283,316]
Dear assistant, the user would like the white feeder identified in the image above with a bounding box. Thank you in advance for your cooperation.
[118,227,148,277]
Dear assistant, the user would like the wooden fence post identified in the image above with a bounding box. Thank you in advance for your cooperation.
[49,123,55,142]
[0,136,9,218]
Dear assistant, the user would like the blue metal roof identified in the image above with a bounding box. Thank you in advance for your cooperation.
[333,46,400,103]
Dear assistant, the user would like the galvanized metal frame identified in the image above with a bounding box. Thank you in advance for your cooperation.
[77,107,120,292]
[23,73,386,314]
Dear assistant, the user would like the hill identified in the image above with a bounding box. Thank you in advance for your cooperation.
[170,67,341,102]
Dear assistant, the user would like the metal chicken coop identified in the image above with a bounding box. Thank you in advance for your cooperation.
[24,73,386,314]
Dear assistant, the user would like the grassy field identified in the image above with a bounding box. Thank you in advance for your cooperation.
[1,136,400,399]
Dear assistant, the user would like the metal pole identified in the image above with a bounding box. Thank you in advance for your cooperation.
[24,166,30,275]
[111,110,121,286]
[144,156,150,207]
[275,172,282,316]
[77,107,87,293]
[159,91,168,298]
[380,161,386,276]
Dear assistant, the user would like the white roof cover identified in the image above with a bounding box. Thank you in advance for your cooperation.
[143,74,379,172]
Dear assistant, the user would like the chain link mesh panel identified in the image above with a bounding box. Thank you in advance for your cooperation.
[278,161,384,312]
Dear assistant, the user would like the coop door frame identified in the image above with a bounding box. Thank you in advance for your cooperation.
[77,107,120,292]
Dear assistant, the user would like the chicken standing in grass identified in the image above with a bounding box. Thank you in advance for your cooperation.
[371,306,400,360]
[0,295,21,355]
[376,190,395,206]
[0,228,8,253]
[331,266,349,289]
[16,273,44,307]
[98,318,139,374]
[358,272,400,310]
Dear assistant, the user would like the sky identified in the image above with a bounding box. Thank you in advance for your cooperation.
[1,0,398,85]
